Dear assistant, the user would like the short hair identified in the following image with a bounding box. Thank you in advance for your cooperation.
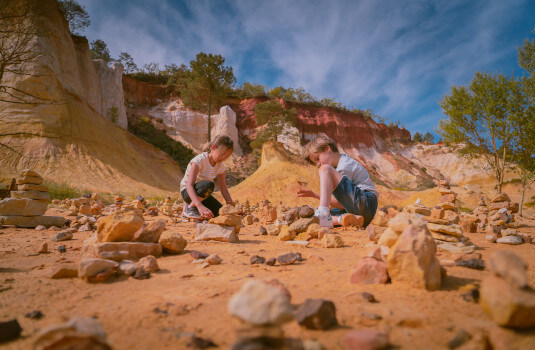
[203,135,234,153]
[302,133,338,161]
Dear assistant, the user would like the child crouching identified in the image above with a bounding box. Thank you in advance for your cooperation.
[297,133,378,228]
[180,135,234,219]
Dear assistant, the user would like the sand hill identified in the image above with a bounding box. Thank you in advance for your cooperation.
[0,0,181,196]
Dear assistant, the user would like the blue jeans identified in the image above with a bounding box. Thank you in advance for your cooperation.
[330,176,378,227]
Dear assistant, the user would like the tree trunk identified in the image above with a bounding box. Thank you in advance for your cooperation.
[207,90,212,143]
[520,179,526,217]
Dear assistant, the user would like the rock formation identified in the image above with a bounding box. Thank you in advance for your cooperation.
[0,0,181,195]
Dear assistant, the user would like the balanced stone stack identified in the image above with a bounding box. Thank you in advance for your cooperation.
[114,196,124,210]
[195,204,241,243]
[472,197,489,232]
[0,169,65,228]
[159,197,173,215]
[484,193,526,245]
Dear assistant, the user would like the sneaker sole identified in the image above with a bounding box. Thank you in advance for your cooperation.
[341,214,364,228]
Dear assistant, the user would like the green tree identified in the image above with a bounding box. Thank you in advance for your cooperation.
[412,132,424,142]
[239,82,267,98]
[117,52,137,74]
[90,39,111,62]
[57,0,90,35]
[178,52,236,142]
[513,28,535,215]
[423,132,435,143]
[250,100,297,149]
[438,72,517,193]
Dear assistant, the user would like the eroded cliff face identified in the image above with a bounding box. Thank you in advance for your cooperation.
[0,0,181,195]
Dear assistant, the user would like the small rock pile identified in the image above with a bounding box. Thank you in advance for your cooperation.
[482,193,528,245]
[0,169,65,228]
[56,193,103,217]
[354,214,443,291]
[74,208,187,282]
[194,204,241,243]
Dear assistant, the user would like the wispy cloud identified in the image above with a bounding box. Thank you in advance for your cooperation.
[78,0,535,135]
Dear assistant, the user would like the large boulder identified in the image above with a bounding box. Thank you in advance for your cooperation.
[97,210,145,242]
[386,219,442,291]
[0,198,48,216]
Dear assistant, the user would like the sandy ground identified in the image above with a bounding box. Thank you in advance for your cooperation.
[1,207,535,350]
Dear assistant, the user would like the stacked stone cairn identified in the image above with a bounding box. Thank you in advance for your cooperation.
[159,197,173,215]
[194,204,241,243]
[114,195,124,210]
[0,169,65,228]
[76,207,187,282]
[483,193,527,245]
[353,213,443,291]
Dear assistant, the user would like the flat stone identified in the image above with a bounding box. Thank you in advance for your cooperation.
[33,317,110,349]
[10,190,50,201]
[83,241,162,259]
[158,231,187,254]
[228,279,293,326]
[206,254,222,265]
[209,214,242,233]
[455,259,485,270]
[294,299,338,330]
[195,223,238,243]
[322,233,344,248]
[49,263,78,279]
[96,210,145,242]
[78,258,118,281]
[0,215,65,228]
[17,175,43,185]
[278,226,296,241]
[277,252,302,265]
[436,243,475,254]
[190,250,209,259]
[118,260,137,276]
[137,255,159,273]
[430,231,461,243]
[422,216,450,225]
[440,202,456,210]
[427,223,463,236]
[20,169,40,177]
[51,230,73,242]
[250,255,266,264]
[289,216,319,234]
[497,236,523,245]
[132,219,166,243]
[0,198,48,216]
[18,183,48,192]
[98,251,129,261]
[350,257,388,284]
[491,193,510,203]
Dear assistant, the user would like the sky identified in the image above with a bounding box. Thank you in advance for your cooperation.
[77,0,535,137]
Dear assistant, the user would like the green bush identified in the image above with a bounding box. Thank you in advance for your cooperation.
[128,119,195,172]
[45,181,88,200]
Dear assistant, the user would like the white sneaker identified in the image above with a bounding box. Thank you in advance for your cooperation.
[314,209,334,228]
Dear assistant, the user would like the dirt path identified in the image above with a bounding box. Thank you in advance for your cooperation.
[1,209,534,349]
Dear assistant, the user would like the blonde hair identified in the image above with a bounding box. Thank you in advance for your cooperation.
[302,133,338,161]
[203,135,234,153]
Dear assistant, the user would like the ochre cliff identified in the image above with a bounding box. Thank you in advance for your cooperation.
[0,0,181,195]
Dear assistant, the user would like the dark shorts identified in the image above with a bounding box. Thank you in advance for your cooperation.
[180,180,222,217]
[330,176,378,227]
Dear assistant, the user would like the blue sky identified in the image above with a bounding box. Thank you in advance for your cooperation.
[77,0,535,137]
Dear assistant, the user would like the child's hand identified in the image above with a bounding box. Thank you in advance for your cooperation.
[297,188,315,198]
[198,204,214,219]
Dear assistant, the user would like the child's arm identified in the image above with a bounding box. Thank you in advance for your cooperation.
[186,163,214,218]
[297,188,344,209]
[217,172,233,204]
